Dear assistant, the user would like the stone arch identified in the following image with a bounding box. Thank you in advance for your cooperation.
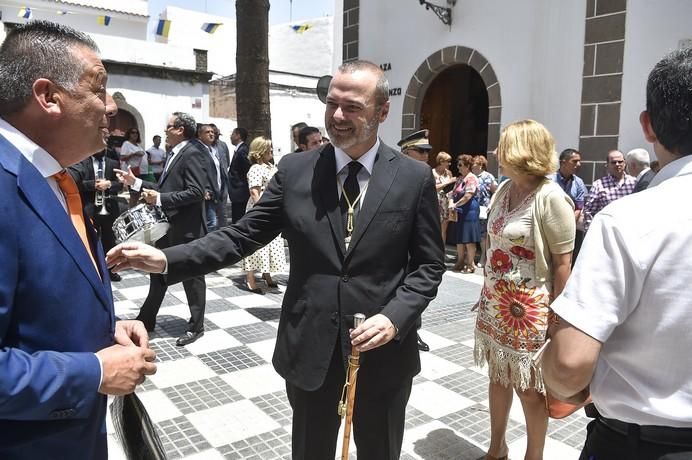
[112,92,146,142]
[401,46,501,156]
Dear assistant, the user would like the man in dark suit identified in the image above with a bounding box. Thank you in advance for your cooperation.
[211,123,231,227]
[0,20,156,459]
[228,126,251,223]
[197,123,226,231]
[69,150,124,281]
[108,60,445,459]
[116,112,208,346]
[626,148,656,192]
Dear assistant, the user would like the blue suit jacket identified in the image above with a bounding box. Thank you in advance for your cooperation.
[0,134,115,459]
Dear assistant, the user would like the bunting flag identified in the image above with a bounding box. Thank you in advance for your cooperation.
[17,7,32,19]
[201,22,222,34]
[97,15,111,26]
[156,19,171,38]
[290,23,311,34]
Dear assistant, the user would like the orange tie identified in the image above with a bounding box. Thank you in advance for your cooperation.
[53,170,100,276]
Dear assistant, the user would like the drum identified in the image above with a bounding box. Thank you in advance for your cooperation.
[113,204,169,244]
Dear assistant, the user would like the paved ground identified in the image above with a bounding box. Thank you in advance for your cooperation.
[107,248,589,459]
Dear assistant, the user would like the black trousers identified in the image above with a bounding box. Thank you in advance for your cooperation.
[92,213,117,255]
[136,234,206,332]
[285,338,412,460]
[230,201,246,224]
[580,417,692,460]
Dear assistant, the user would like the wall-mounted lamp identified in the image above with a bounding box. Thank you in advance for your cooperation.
[418,0,456,27]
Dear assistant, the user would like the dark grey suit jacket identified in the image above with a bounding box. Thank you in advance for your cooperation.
[164,142,445,391]
[633,168,656,193]
[228,142,250,203]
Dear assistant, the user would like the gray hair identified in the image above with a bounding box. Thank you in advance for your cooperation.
[626,148,651,166]
[337,60,389,111]
[0,20,99,115]
[172,112,197,139]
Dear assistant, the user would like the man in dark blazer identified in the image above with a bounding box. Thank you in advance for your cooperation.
[108,60,445,459]
[116,112,208,346]
[197,123,225,231]
[228,126,250,223]
[626,148,656,193]
[0,20,156,460]
[211,123,231,227]
[69,150,123,281]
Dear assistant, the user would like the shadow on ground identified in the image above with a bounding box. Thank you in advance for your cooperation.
[413,428,486,460]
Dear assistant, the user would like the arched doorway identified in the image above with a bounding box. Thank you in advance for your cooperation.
[420,64,488,169]
[402,46,502,172]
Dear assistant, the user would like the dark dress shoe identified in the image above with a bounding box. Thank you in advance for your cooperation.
[417,334,430,352]
[176,330,204,346]
[109,271,122,282]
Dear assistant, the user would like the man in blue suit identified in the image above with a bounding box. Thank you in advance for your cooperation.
[0,21,157,459]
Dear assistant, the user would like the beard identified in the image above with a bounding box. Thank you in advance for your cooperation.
[327,111,380,152]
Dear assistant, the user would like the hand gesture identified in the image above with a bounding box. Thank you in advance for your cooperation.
[114,166,136,186]
[96,344,156,395]
[106,241,167,274]
[349,313,397,352]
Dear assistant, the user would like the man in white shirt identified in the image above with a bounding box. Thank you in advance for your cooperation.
[542,48,692,459]
[146,135,166,182]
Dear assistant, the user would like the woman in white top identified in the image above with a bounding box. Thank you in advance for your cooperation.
[120,128,146,207]
[243,136,286,293]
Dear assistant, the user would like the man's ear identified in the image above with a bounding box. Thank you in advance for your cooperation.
[32,79,63,116]
[378,100,390,123]
[639,111,657,143]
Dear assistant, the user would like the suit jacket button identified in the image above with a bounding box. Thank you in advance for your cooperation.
[331,312,339,324]
[342,275,349,282]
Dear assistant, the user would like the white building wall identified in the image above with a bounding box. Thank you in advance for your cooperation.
[358,0,585,149]
[269,90,327,162]
[619,0,692,158]
[107,74,208,145]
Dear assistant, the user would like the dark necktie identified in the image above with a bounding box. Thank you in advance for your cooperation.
[97,157,104,179]
[340,161,363,238]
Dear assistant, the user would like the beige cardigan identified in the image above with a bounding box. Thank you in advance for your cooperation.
[490,178,575,283]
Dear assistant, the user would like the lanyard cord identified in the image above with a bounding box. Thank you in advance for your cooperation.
[340,180,368,236]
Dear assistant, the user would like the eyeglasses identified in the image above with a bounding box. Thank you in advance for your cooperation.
[609,160,625,165]
[165,124,176,130]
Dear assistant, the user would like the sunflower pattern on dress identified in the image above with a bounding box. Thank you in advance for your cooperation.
[474,188,551,393]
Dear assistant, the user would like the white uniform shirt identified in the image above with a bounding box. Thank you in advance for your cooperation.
[551,154,692,427]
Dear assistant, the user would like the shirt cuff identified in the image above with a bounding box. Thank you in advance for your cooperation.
[132,177,143,192]
[94,352,104,391]
[156,194,162,207]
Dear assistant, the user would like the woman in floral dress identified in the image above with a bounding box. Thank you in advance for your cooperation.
[243,136,286,293]
[432,151,455,242]
[474,120,575,460]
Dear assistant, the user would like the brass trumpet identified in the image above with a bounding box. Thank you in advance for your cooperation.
[95,165,109,216]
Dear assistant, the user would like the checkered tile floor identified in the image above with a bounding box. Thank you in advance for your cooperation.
[107,250,588,459]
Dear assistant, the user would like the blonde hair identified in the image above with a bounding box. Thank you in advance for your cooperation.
[497,119,557,177]
[436,151,452,165]
[248,136,272,164]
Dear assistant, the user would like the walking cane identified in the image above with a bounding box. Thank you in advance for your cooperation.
[338,313,366,460]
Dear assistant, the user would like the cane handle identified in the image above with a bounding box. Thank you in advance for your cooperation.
[354,313,365,328]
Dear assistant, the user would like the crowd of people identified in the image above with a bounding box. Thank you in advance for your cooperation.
[2,19,691,460]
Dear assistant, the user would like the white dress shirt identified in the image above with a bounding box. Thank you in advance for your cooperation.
[133,140,189,207]
[334,138,380,208]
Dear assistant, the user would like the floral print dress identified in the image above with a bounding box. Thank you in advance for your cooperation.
[474,188,550,393]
